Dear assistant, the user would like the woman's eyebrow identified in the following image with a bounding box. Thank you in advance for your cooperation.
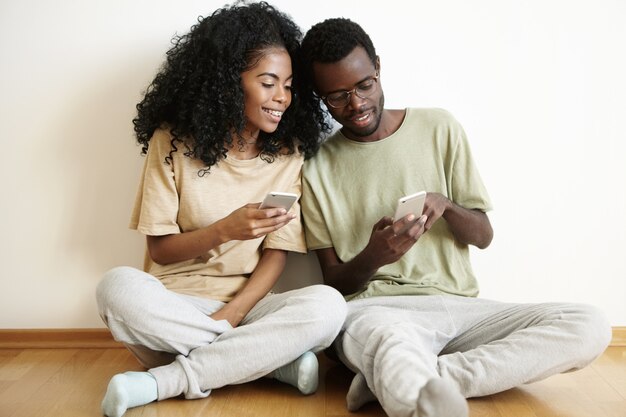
[256,72,293,81]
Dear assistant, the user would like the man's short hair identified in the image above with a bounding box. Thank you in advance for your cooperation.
[301,18,377,67]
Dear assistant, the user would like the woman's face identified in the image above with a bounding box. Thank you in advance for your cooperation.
[240,48,292,138]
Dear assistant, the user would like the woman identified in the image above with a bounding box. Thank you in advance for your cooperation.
[96,2,345,416]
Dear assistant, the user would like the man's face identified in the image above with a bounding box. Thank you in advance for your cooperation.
[312,46,384,141]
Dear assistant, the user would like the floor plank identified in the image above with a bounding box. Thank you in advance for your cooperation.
[593,347,626,399]
[0,347,624,417]
[1,349,78,417]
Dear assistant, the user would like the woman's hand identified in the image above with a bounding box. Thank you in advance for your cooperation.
[210,249,288,327]
[147,203,295,265]
[218,203,296,241]
[210,303,245,328]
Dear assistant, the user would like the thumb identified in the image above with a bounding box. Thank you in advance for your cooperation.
[372,216,393,232]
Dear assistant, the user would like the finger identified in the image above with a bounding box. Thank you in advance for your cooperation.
[392,214,417,235]
[392,231,418,248]
[407,215,428,238]
[257,207,288,218]
[255,213,294,228]
[382,234,417,262]
[423,213,436,231]
[418,214,428,226]
[252,220,292,237]
[397,238,418,254]
[392,215,427,243]
[373,216,393,231]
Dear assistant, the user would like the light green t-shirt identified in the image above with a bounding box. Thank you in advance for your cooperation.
[302,108,492,300]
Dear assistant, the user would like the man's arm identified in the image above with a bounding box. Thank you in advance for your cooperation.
[423,192,493,249]
[316,215,427,295]
[316,193,491,295]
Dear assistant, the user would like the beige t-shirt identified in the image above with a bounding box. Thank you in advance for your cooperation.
[130,129,306,301]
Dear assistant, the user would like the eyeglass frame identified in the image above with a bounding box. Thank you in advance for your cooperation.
[320,72,380,108]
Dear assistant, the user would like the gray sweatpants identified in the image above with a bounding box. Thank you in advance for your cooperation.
[96,266,346,400]
[335,295,611,417]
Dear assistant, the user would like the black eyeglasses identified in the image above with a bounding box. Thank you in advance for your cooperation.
[321,74,379,108]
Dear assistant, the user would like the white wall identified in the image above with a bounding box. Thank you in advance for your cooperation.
[1,0,624,328]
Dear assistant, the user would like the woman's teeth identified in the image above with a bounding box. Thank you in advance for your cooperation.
[264,109,283,117]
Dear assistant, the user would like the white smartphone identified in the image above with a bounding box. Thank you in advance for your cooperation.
[259,191,298,211]
[394,191,427,221]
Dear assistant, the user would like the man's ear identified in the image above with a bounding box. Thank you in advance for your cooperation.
[375,56,381,73]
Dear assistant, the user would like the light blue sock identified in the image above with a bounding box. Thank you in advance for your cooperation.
[101,371,158,417]
[268,351,319,395]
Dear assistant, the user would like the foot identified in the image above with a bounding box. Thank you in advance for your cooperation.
[416,378,468,417]
[346,372,377,411]
[268,351,319,395]
[101,371,158,417]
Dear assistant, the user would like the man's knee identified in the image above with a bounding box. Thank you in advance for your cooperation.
[568,303,612,359]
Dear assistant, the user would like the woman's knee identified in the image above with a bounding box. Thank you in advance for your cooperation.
[288,285,347,345]
[305,284,347,326]
[96,266,149,316]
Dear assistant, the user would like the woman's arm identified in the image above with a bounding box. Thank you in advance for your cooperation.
[147,204,295,265]
[210,248,287,327]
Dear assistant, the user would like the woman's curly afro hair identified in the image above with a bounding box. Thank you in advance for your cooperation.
[133,1,330,171]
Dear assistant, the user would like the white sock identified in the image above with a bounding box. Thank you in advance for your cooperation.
[346,372,377,411]
[268,351,319,395]
[101,371,158,417]
[416,377,468,417]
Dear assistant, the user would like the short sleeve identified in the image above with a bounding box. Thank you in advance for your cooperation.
[301,174,333,250]
[445,117,493,212]
[262,158,307,254]
[129,130,182,236]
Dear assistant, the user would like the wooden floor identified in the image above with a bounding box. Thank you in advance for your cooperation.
[0,347,625,417]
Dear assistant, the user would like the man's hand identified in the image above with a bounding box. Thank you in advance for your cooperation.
[362,214,428,270]
[422,192,451,232]
[423,192,493,248]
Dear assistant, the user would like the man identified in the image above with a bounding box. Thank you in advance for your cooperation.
[300,18,611,417]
